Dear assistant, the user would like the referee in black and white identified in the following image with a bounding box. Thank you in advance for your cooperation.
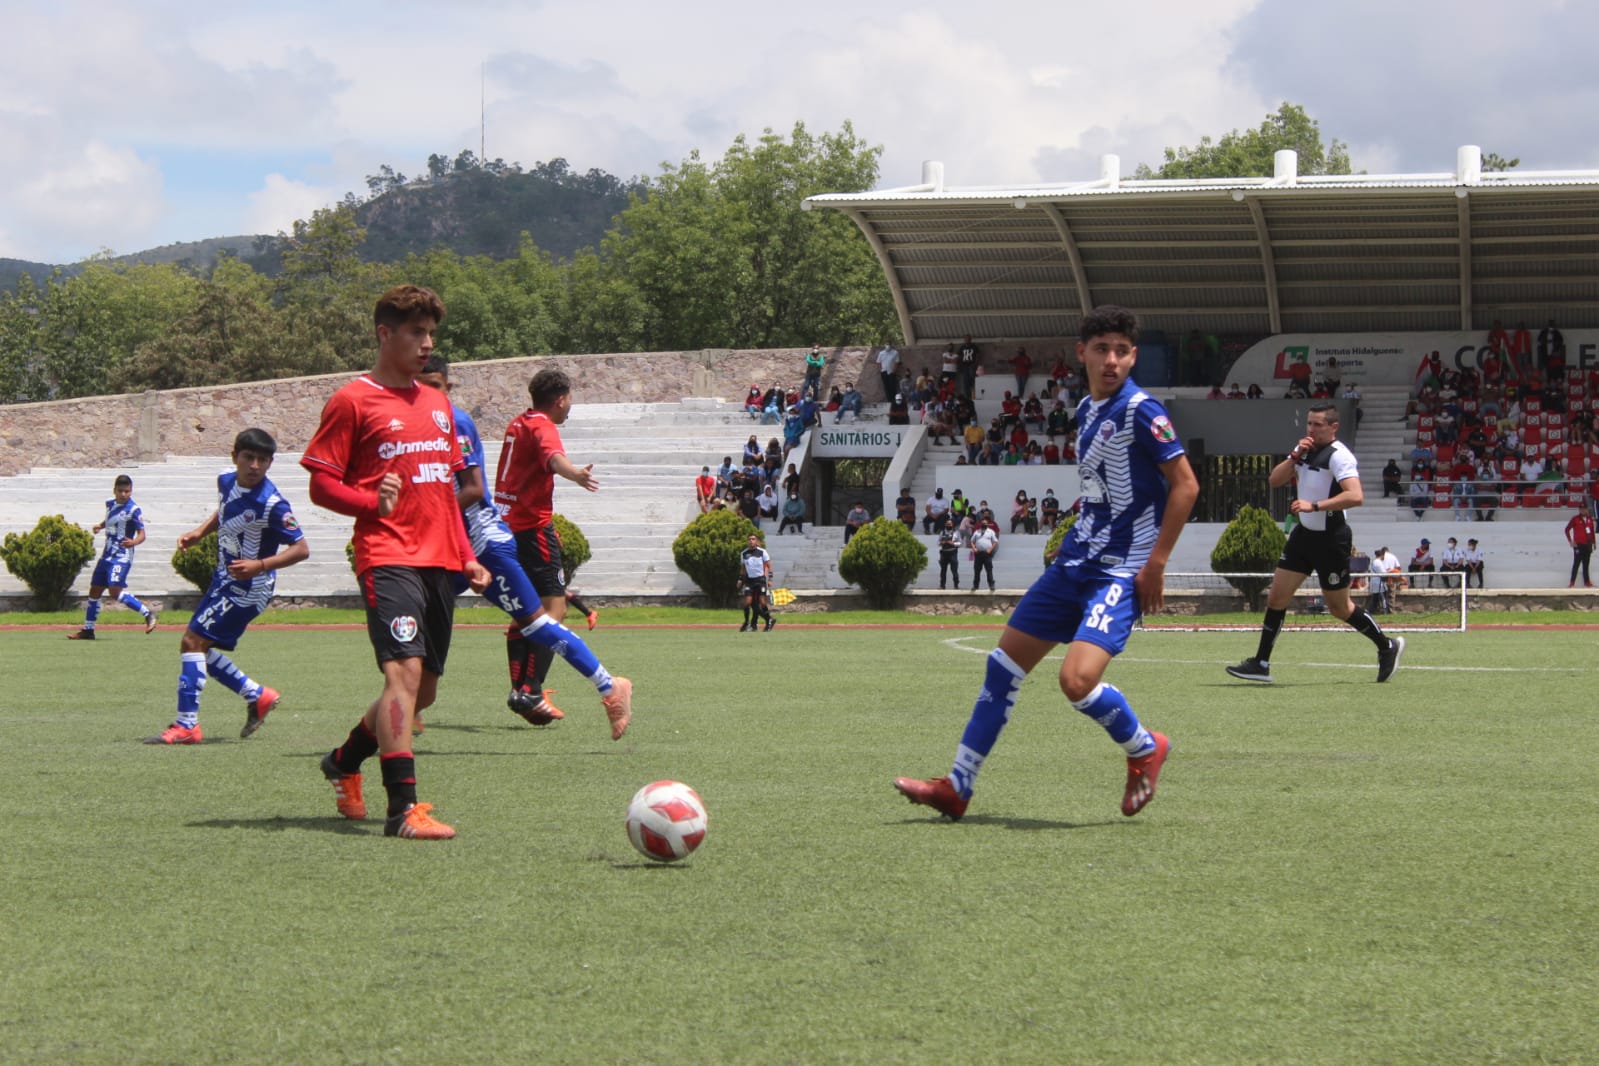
[1226,401,1404,683]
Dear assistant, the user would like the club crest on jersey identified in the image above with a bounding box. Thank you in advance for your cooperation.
[282,513,300,531]
[240,508,257,524]
[389,615,419,642]
[432,410,452,435]
[1151,415,1177,443]
[1098,420,1116,442]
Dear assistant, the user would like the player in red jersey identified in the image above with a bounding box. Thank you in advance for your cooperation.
[493,366,631,739]
[301,284,490,840]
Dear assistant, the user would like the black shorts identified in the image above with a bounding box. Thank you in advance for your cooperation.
[361,566,456,675]
[742,577,768,596]
[1278,523,1354,591]
[513,525,567,599]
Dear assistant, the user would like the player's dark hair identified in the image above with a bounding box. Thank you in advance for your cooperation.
[114,474,132,489]
[374,284,445,331]
[1080,304,1140,344]
[1308,401,1339,422]
[529,367,572,407]
[233,428,277,457]
[421,354,450,377]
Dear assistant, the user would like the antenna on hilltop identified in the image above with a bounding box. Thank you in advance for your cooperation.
[480,62,486,161]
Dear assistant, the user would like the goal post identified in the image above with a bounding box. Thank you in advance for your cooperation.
[1142,572,1468,633]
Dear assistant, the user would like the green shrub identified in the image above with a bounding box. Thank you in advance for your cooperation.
[1210,503,1287,611]
[552,513,590,585]
[1042,512,1079,565]
[0,515,95,611]
[838,516,928,610]
[171,532,219,591]
[345,539,358,577]
[673,509,760,607]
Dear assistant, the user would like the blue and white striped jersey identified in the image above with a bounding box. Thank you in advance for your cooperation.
[452,405,515,554]
[99,498,145,563]
[213,472,304,607]
[1057,379,1186,578]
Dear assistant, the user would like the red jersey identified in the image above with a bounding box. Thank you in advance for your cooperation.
[695,474,717,501]
[1566,513,1596,546]
[301,375,469,574]
[494,409,565,532]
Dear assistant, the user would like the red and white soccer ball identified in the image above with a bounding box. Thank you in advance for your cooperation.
[625,780,708,862]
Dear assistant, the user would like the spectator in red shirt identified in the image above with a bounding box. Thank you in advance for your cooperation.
[695,466,718,512]
[1011,347,1032,398]
[302,284,490,840]
[1565,501,1595,587]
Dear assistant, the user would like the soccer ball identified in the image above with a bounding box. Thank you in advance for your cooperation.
[625,780,708,862]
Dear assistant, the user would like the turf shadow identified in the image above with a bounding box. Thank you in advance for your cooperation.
[891,814,1119,831]
[186,815,375,836]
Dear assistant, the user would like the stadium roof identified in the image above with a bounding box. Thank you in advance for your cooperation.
[802,146,1599,344]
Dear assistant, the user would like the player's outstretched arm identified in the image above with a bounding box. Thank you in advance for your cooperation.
[550,454,599,493]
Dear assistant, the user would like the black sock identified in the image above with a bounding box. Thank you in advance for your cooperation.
[380,753,417,817]
[743,606,751,626]
[1345,605,1388,648]
[530,643,556,692]
[333,721,378,774]
[506,629,535,693]
[567,593,591,617]
[1256,607,1287,662]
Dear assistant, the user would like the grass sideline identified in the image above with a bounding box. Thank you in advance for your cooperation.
[3,625,1596,1063]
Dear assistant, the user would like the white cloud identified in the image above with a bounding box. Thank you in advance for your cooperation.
[245,174,340,237]
[9,140,165,258]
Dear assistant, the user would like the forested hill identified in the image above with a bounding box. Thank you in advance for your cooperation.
[0,162,640,292]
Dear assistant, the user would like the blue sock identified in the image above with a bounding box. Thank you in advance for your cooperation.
[118,591,148,616]
[521,615,613,694]
[177,652,206,728]
[950,648,1027,798]
[206,649,258,700]
[1071,682,1154,757]
[84,600,101,631]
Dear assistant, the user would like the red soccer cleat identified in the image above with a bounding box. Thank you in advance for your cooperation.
[145,723,203,745]
[240,686,280,738]
[1122,732,1170,817]
[893,776,969,820]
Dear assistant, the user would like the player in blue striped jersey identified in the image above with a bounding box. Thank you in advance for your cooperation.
[896,305,1198,820]
[416,357,620,731]
[146,429,309,745]
[68,474,157,639]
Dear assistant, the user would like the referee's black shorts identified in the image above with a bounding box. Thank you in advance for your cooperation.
[1278,523,1354,591]
[742,576,768,597]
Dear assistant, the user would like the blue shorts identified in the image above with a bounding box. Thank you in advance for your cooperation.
[1006,563,1141,656]
[91,558,132,588]
[187,581,263,651]
[458,539,541,620]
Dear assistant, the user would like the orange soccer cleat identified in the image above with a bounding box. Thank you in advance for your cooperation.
[384,802,456,840]
[601,677,633,740]
[320,752,367,820]
[1122,732,1170,817]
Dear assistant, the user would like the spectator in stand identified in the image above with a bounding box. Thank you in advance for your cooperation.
[1001,442,1023,466]
[923,487,951,533]
[1487,319,1510,359]
[756,484,780,524]
[957,335,980,398]
[764,436,783,478]
[742,434,763,467]
[803,344,826,398]
[745,385,763,419]
[948,489,970,524]
[937,514,962,589]
[1008,420,1030,454]
[695,466,718,513]
[715,456,736,496]
[1410,440,1435,471]
[837,381,863,422]
[737,487,761,527]
[876,342,901,402]
[1408,473,1431,520]
[975,442,998,466]
[926,400,958,445]
[1474,459,1500,521]
[824,384,843,413]
[1022,394,1046,433]
[1285,378,1310,400]
[1011,347,1032,398]
[999,390,1022,428]
[1042,438,1061,465]
[1343,381,1363,425]
[1409,538,1436,587]
[782,463,800,498]
[1541,377,1567,415]
[1382,459,1403,498]
[969,520,998,592]
[782,407,804,461]
[1227,382,1246,399]
[1009,489,1032,533]
[1245,383,1264,399]
[898,369,917,406]
[1463,538,1485,588]
[1536,456,1567,497]
[843,500,870,544]
[777,491,806,535]
[1565,500,1596,587]
[888,392,910,426]
[1439,536,1466,586]
[1509,321,1533,382]
[1321,356,1343,394]
[1206,383,1226,400]
[895,486,918,530]
[1537,320,1564,376]
[1046,400,1071,439]
[1040,489,1061,531]
[962,419,985,463]
[1059,362,1085,404]
[939,344,959,388]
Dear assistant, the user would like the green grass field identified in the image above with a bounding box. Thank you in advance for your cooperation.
[2,620,1595,1064]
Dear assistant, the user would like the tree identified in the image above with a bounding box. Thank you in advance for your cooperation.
[1135,103,1353,180]
[1481,152,1520,173]
[672,509,760,607]
[171,531,219,591]
[275,205,381,371]
[1209,503,1287,612]
[837,516,927,609]
[0,515,94,611]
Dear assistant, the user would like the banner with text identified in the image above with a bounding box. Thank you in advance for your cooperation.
[1229,330,1599,390]
[812,426,909,458]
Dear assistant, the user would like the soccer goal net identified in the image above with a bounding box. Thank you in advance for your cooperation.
[1143,572,1468,633]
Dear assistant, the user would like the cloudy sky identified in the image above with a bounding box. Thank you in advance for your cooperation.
[5,0,1596,264]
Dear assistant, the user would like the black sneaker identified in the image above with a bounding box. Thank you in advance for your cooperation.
[738,622,750,632]
[1225,657,1272,683]
[1377,636,1405,683]
[66,628,95,641]
[764,617,775,632]
[507,689,557,725]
